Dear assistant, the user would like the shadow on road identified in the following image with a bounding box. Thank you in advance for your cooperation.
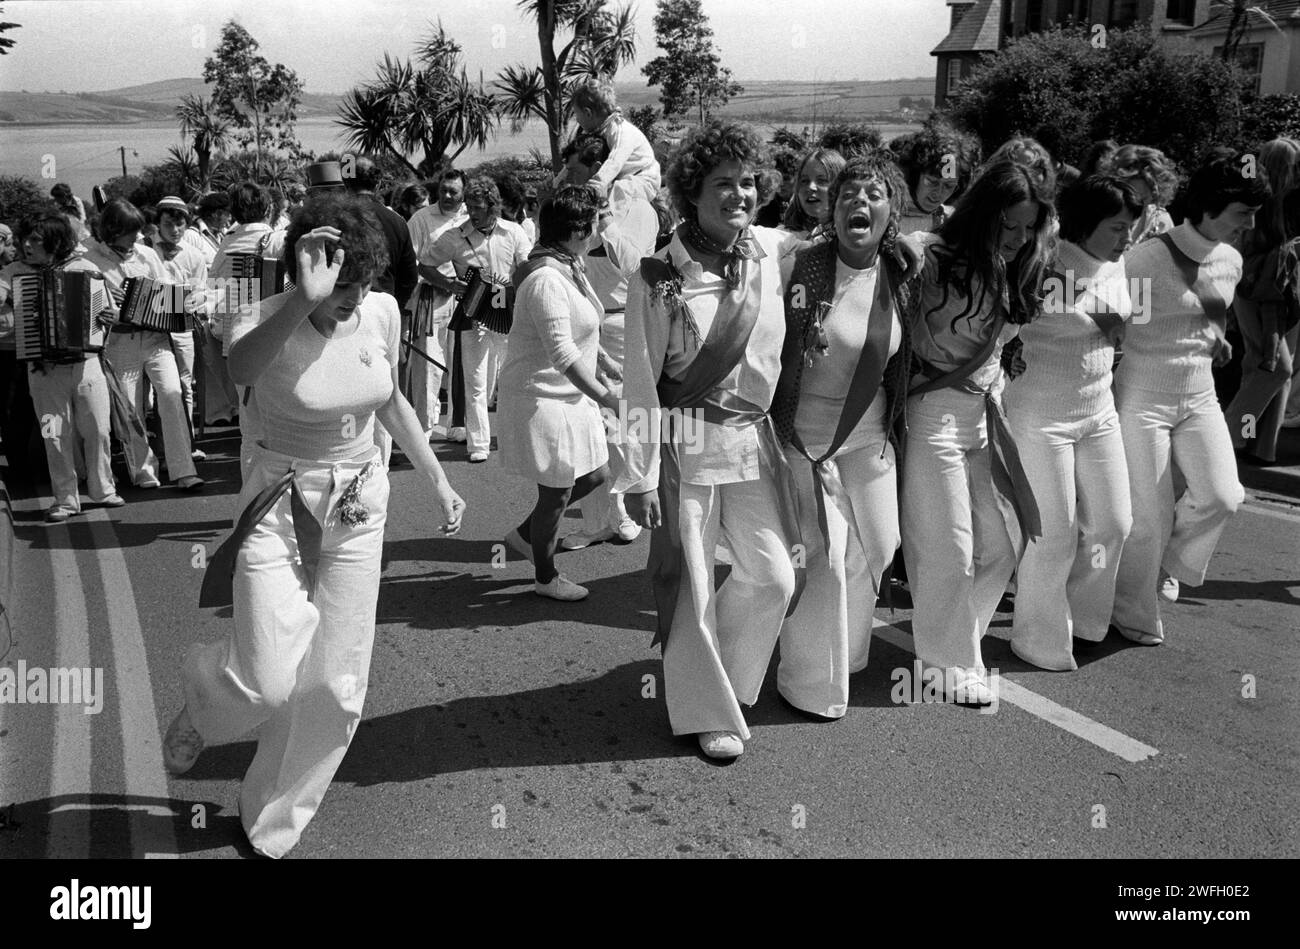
[1179,576,1299,608]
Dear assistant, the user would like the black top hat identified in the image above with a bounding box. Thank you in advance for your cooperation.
[307,161,345,189]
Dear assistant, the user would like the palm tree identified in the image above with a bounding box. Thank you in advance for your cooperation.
[336,21,499,177]
[210,149,299,195]
[1214,0,1283,64]
[495,0,639,172]
[162,145,201,198]
[175,94,231,194]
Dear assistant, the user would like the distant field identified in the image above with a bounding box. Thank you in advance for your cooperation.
[0,77,935,126]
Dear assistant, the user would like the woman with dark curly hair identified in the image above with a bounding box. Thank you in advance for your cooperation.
[782,147,846,240]
[890,120,980,235]
[901,160,1053,705]
[768,152,912,719]
[1103,144,1179,244]
[618,119,809,759]
[162,192,466,858]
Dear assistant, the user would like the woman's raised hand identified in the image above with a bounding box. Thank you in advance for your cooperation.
[294,227,345,303]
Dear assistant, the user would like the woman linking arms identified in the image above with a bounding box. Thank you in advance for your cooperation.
[1112,153,1267,645]
[162,194,465,858]
[1003,175,1141,670]
[768,152,912,719]
[902,160,1053,705]
[498,185,617,601]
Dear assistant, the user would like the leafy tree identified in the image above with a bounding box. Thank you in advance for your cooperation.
[944,25,1248,171]
[1240,93,1300,147]
[0,176,55,228]
[103,162,193,209]
[337,21,499,179]
[0,5,19,55]
[175,93,231,194]
[643,0,743,125]
[495,0,639,173]
[209,150,301,196]
[818,122,882,157]
[626,105,662,143]
[202,20,305,176]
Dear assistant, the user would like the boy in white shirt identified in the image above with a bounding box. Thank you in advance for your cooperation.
[563,79,660,212]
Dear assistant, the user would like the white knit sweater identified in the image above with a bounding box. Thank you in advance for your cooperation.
[1006,240,1131,419]
[1115,221,1241,396]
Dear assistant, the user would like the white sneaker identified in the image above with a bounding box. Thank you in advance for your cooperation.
[559,527,615,551]
[698,731,744,759]
[446,426,467,443]
[1159,573,1180,603]
[614,515,642,542]
[468,450,488,463]
[944,667,994,707]
[534,575,588,601]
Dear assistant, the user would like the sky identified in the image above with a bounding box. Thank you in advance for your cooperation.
[0,0,952,93]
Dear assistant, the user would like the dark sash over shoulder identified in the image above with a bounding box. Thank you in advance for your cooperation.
[1154,231,1228,331]
[909,312,1042,555]
[641,250,805,649]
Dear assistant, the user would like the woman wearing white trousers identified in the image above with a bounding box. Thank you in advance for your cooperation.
[620,121,806,760]
[768,153,911,719]
[1004,175,1141,670]
[84,199,203,491]
[900,160,1054,705]
[1112,153,1267,644]
[162,195,465,858]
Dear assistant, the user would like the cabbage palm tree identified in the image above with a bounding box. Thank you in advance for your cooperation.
[175,94,231,194]
[336,21,499,178]
[1214,0,1283,64]
[162,145,201,198]
[495,0,639,172]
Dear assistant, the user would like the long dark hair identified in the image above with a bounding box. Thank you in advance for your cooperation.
[928,160,1055,330]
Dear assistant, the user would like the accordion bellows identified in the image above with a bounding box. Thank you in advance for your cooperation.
[120,276,195,333]
[449,266,514,335]
[13,270,108,361]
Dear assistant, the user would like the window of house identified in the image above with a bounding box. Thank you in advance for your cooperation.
[1026,0,1045,32]
[1165,0,1196,25]
[1058,0,1092,25]
[1214,42,1264,96]
[1108,0,1140,28]
[946,58,965,96]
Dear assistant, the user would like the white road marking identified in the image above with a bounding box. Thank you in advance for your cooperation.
[872,618,1160,763]
[46,526,92,859]
[1240,500,1300,526]
[85,510,179,858]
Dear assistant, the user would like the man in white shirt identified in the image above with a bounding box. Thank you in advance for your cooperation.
[406,170,467,439]
[421,177,531,462]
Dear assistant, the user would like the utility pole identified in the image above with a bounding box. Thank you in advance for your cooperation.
[119,145,127,178]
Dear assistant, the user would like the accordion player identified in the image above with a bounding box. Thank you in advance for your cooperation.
[118,276,197,334]
[448,265,515,335]
[12,269,109,361]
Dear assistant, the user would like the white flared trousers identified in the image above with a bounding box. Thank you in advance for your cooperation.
[901,388,1017,675]
[104,329,195,483]
[27,358,116,511]
[182,444,389,858]
[459,327,508,454]
[664,473,797,739]
[1112,385,1243,641]
[1005,402,1132,669]
[777,437,899,718]
[409,302,454,435]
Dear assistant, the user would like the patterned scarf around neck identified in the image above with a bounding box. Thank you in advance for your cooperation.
[679,217,765,290]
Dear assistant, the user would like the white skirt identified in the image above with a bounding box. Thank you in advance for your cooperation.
[497,394,609,488]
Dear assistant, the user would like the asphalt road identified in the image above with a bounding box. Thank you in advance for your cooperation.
[1,423,1297,859]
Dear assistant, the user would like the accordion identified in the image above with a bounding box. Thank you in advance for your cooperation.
[12,270,108,361]
[219,253,295,341]
[119,276,195,333]
[449,266,514,335]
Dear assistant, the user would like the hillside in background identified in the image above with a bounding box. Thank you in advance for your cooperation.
[0,77,933,126]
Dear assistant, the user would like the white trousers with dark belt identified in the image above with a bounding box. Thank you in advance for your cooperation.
[1112,384,1243,641]
[182,443,389,858]
[901,387,1017,676]
[1005,401,1132,669]
[664,472,797,739]
[777,437,899,718]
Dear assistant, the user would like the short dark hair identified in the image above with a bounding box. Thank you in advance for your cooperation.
[538,185,603,246]
[18,214,78,262]
[98,198,147,244]
[283,193,390,287]
[828,151,907,233]
[346,156,384,193]
[196,191,231,219]
[228,181,271,224]
[50,183,74,202]
[463,176,501,209]
[1058,174,1144,244]
[666,120,780,222]
[1182,150,1272,224]
[439,169,467,188]
[563,133,610,168]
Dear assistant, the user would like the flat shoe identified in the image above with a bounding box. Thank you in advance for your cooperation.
[614,516,642,543]
[698,731,744,759]
[163,706,205,775]
[1117,625,1163,646]
[134,477,161,490]
[534,575,588,601]
[95,494,127,508]
[1159,574,1179,603]
[44,505,77,523]
[176,475,206,492]
[559,527,615,551]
